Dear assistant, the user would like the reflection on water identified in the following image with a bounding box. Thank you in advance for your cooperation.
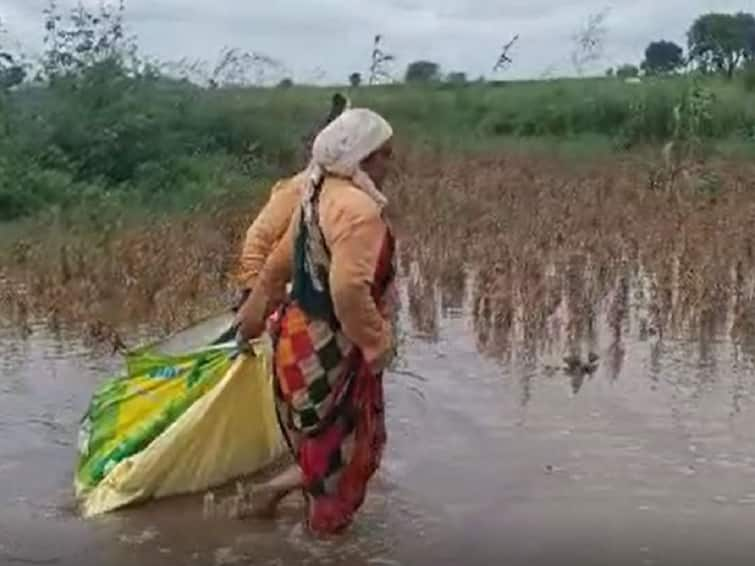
[3,254,755,564]
[399,241,755,408]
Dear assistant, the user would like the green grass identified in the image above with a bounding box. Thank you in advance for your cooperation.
[1,67,754,224]
[351,75,755,144]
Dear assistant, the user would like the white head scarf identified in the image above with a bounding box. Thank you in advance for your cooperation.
[296,108,393,296]
[306,107,393,208]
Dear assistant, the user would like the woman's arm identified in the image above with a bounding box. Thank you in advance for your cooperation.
[237,211,296,340]
[326,201,393,371]
[238,180,299,291]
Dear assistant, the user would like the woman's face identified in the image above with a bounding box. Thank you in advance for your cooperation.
[361,139,394,189]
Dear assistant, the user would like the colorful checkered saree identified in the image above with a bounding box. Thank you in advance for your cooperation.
[270,179,395,533]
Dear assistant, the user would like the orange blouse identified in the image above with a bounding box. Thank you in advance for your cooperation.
[239,176,393,369]
[236,172,306,291]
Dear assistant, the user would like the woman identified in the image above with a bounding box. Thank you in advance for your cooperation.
[235,93,352,300]
[236,108,396,534]
[212,94,350,345]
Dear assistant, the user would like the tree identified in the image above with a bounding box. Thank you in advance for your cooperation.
[747,19,755,58]
[688,12,755,77]
[0,59,25,90]
[446,71,467,84]
[493,34,519,73]
[0,20,25,90]
[642,40,684,74]
[571,8,610,75]
[616,64,639,79]
[41,0,138,80]
[349,72,362,87]
[405,60,440,83]
[744,60,755,91]
[368,35,394,85]
[277,78,293,88]
[211,47,284,87]
[605,67,615,77]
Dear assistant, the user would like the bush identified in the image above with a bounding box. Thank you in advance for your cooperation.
[616,64,640,79]
[405,61,441,83]
[3,56,755,222]
[743,61,755,92]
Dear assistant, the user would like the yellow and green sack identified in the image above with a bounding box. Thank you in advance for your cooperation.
[74,335,285,518]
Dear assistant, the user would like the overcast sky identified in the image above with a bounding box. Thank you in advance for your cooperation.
[2,0,755,83]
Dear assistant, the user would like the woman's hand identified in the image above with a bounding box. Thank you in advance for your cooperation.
[231,288,252,314]
[236,292,268,343]
[235,329,255,355]
[366,319,395,375]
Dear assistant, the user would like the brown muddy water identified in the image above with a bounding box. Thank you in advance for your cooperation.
[2,273,755,566]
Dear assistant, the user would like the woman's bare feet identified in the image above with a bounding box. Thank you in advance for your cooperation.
[238,484,289,519]
[231,465,303,520]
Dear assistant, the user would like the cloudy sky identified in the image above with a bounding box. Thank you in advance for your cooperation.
[2,0,754,83]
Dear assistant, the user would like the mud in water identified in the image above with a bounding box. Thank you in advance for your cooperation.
[3,268,755,566]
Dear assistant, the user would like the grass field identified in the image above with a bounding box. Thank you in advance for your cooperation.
[1,68,754,225]
[2,65,755,340]
[3,149,755,351]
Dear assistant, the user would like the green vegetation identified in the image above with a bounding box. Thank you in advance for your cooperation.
[688,12,755,77]
[405,61,442,83]
[1,3,755,224]
[4,73,755,223]
[641,41,685,75]
[0,76,305,222]
[616,65,640,79]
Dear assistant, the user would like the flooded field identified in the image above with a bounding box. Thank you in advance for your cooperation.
[3,154,755,565]
[3,264,755,566]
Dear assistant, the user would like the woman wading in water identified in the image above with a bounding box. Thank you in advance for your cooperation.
[234,93,351,302]
[237,108,397,534]
[211,94,350,345]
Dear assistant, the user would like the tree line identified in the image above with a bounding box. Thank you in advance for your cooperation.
[387,12,755,85]
[606,12,755,80]
[2,4,755,91]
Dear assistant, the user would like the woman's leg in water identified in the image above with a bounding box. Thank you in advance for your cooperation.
[245,464,303,518]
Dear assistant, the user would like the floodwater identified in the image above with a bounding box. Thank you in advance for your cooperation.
[2,274,755,566]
